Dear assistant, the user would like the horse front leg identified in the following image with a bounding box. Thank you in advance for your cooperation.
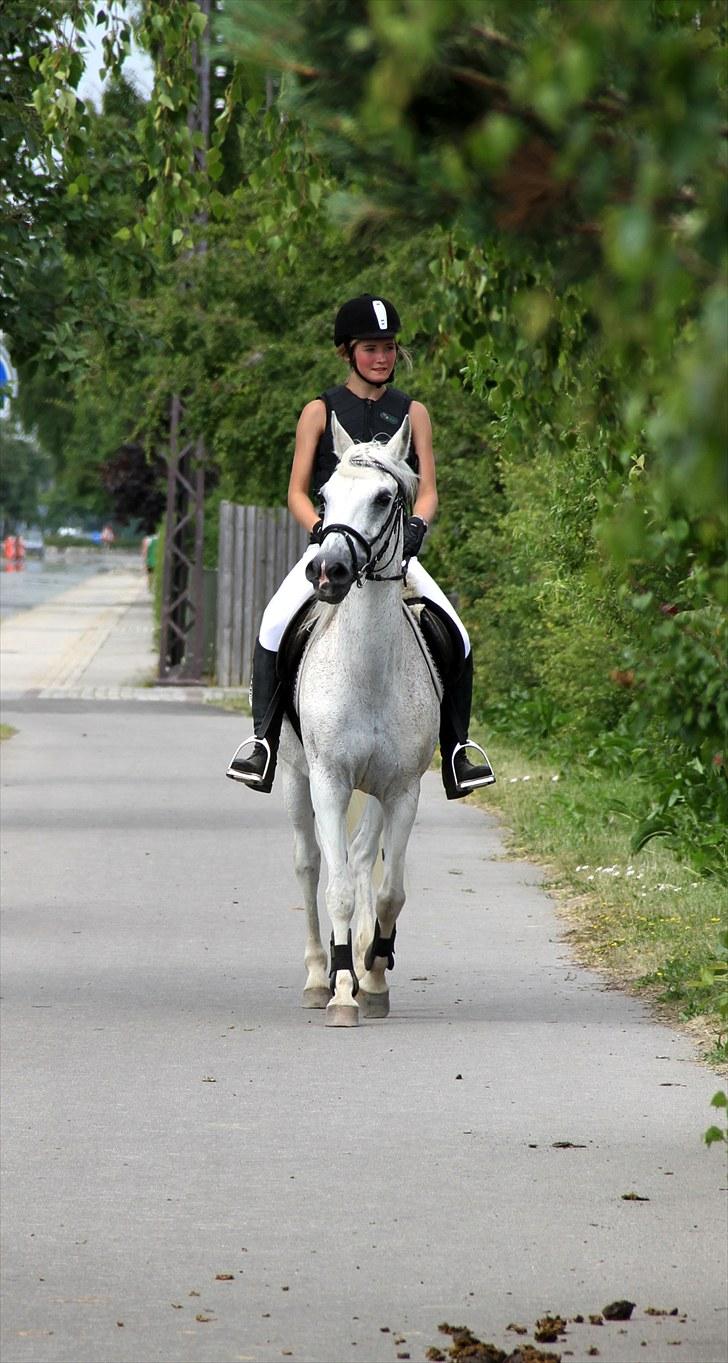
[308,768,359,1028]
[281,763,328,1007]
[349,796,384,977]
[359,785,419,1019]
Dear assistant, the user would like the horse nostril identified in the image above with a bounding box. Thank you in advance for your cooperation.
[328,561,349,583]
[305,556,321,584]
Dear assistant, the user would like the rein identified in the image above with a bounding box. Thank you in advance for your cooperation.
[319,457,409,586]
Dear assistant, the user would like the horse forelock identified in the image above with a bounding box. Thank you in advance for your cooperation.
[336,441,419,503]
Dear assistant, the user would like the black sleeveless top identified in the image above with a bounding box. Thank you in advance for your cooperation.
[312,385,419,497]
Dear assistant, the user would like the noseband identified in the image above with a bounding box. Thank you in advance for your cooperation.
[318,457,409,586]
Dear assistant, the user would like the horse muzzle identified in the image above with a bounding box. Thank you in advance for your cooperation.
[305,551,355,603]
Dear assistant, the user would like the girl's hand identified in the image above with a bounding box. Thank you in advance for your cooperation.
[403,515,428,560]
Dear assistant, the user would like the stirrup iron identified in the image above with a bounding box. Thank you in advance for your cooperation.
[451,740,496,790]
[226,735,272,784]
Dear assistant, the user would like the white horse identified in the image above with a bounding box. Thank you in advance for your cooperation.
[279,413,441,1027]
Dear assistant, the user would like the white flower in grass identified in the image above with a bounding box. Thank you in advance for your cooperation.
[551,774,560,782]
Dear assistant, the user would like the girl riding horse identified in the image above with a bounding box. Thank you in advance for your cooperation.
[226,293,495,801]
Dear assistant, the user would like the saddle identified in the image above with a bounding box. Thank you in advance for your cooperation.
[276,594,464,739]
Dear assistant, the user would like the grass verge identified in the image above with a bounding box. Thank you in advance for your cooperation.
[0,724,17,741]
[469,734,727,1070]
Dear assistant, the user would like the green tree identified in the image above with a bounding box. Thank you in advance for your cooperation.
[217,0,727,876]
[0,420,51,530]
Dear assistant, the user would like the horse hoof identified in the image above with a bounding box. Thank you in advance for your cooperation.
[325,1001,359,1028]
[302,987,332,1009]
[358,989,390,1019]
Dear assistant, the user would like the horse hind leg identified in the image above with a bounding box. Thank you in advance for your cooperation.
[282,764,329,1008]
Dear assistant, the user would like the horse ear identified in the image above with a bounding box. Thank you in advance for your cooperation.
[386,414,411,464]
[331,412,356,461]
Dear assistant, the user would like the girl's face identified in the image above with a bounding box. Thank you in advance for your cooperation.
[351,339,397,384]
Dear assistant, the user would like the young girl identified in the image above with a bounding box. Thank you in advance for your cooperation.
[226,293,494,800]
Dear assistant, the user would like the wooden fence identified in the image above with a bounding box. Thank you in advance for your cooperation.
[215,501,309,687]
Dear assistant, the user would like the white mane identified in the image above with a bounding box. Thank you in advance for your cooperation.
[336,440,420,504]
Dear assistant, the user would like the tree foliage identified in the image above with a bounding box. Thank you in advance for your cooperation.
[3,0,726,878]
[215,0,727,877]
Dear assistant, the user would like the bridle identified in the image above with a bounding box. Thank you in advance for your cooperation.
[318,457,409,587]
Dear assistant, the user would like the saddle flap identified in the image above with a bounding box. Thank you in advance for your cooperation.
[404,597,465,683]
[277,599,319,738]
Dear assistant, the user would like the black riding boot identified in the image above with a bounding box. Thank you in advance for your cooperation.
[439,651,495,800]
[226,642,284,793]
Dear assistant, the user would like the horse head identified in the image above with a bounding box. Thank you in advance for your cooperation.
[305,413,418,603]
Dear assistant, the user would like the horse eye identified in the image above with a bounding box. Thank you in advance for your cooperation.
[374,489,392,508]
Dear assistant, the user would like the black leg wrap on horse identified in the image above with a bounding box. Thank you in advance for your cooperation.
[329,929,359,996]
[364,920,396,972]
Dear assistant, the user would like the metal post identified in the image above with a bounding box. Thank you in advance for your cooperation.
[157,0,211,683]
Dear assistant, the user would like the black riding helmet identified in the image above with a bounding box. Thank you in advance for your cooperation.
[334,294,401,346]
[334,294,401,385]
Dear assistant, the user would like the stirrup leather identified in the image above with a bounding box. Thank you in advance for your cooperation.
[226,735,272,784]
[450,740,496,790]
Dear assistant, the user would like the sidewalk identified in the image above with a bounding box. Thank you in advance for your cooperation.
[0,564,241,704]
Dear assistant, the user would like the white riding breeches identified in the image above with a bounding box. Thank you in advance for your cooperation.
[258,544,471,657]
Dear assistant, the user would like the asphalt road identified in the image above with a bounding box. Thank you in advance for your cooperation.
[1,696,726,1363]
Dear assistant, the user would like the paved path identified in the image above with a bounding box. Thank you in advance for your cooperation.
[0,562,242,706]
[1,570,726,1363]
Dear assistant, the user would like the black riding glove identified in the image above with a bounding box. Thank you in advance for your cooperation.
[309,519,324,545]
[403,515,428,560]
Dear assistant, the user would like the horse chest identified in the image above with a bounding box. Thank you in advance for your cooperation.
[298,623,438,781]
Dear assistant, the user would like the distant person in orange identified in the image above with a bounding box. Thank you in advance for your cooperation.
[101,524,115,546]
[3,534,24,561]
